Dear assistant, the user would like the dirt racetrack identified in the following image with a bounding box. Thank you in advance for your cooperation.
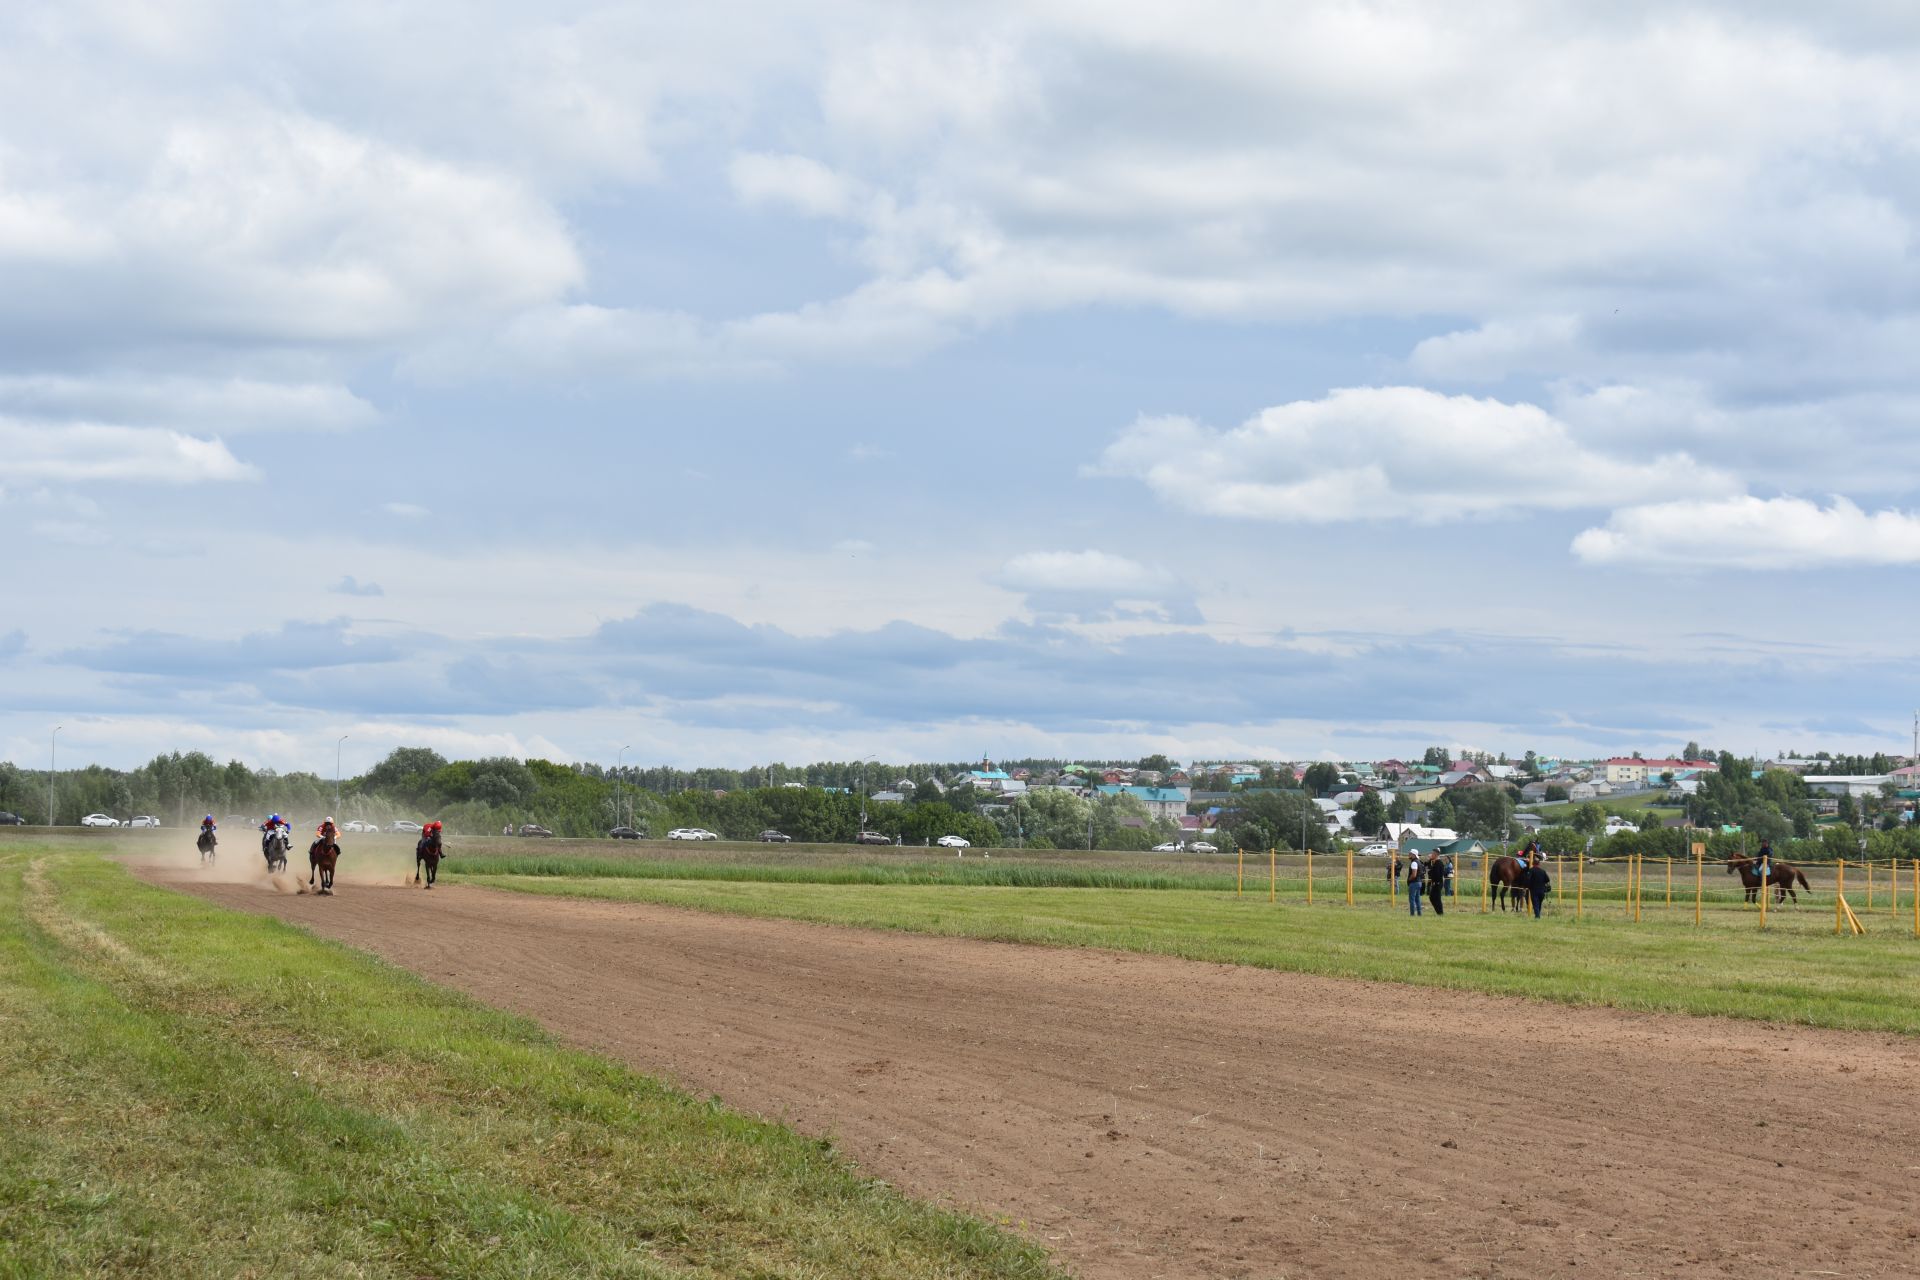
[142,861,1919,1279]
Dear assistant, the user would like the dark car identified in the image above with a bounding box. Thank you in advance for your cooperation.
[757,829,792,842]
[518,824,554,838]
[608,826,644,840]
[0,811,25,825]
[853,830,893,845]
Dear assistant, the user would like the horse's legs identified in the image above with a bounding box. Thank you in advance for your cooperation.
[425,856,437,888]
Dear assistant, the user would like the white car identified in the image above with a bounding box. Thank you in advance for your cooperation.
[343,820,380,834]
[126,815,161,829]
[1357,842,1394,857]
[668,827,720,841]
[1152,842,1182,852]
[1187,841,1219,854]
[388,820,423,834]
[80,813,119,828]
[935,835,970,848]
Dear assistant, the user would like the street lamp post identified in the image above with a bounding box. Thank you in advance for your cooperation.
[618,745,631,829]
[335,735,349,815]
[49,725,61,827]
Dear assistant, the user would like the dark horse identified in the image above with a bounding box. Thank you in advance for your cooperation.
[414,833,443,889]
[308,838,340,895]
[1726,855,1810,905]
[1488,855,1529,912]
[196,828,217,865]
[262,827,290,875]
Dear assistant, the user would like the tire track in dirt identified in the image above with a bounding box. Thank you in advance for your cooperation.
[139,863,1920,1280]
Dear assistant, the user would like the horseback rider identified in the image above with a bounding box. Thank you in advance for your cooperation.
[259,813,287,853]
[316,815,341,850]
[200,814,217,835]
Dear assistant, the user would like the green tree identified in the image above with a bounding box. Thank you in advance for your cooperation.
[1300,762,1340,797]
[1570,803,1606,835]
[1421,747,1450,767]
[1351,790,1387,836]
[1136,753,1175,775]
[1385,791,1409,822]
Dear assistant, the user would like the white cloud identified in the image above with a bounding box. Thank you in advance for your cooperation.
[0,418,255,484]
[729,152,861,219]
[383,503,428,519]
[0,374,377,433]
[1092,386,1737,523]
[996,549,1176,596]
[1572,496,1920,569]
[1409,315,1582,382]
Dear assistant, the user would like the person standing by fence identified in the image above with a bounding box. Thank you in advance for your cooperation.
[1407,851,1425,916]
[1526,856,1552,918]
[1426,852,1450,916]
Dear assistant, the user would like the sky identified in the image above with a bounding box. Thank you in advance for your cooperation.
[6,1,1920,775]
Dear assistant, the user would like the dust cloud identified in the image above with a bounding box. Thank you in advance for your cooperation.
[130,832,428,895]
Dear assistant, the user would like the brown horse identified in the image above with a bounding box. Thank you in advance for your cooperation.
[1487,855,1529,912]
[1725,855,1810,905]
[414,834,443,889]
[308,838,340,895]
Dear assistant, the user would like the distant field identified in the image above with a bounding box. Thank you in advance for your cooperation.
[451,846,1920,1035]
[0,840,1059,1279]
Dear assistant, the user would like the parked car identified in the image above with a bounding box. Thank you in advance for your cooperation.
[1358,842,1394,857]
[853,831,893,845]
[343,819,380,833]
[0,811,26,825]
[1151,841,1181,852]
[757,829,793,842]
[388,820,423,834]
[126,815,161,829]
[609,826,644,840]
[935,835,969,848]
[1187,841,1219,854]
[518,824,554,838]
[81,813,119,828]
[667,828,719,841]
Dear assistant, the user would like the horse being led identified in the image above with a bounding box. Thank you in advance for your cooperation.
[308,837,340,895]
[1725,855,1810,905]
[262,827,290,875]
[1487,855,1529,912]
[413,820,445,889]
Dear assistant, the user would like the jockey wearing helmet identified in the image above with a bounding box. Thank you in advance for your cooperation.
[317,815,340,844]
[201,814,216,833]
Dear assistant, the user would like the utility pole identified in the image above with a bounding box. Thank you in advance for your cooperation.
[334,735,348,815]
[48,725,61,827]
[618,744,630,828]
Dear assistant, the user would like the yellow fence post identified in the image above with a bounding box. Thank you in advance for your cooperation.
[1576,854,1584,920]
[1835,859,1846,936]
[1759,853,1770,930]
[1270,846,1276,904]
[1306,848,1313,905]
[1345,847,1354,906]
[1867,860,1874,912]
[1480,855,1489,913]
[1237,846,1244,897]
[1665,857,1672,910]
[1912,859,1918,938]
[1632,853,1642,923]
[1694,849,1703,927]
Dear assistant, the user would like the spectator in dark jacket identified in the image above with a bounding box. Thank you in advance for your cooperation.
[1526,858,1552,918]
[1426,853,1449,916]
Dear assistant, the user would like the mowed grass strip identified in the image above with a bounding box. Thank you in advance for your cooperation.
[454,852,1232,891]
[460,874,1920,1035]
[0,846,1062,1280]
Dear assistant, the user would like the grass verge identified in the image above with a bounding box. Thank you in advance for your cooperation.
[457,873,1920,1036]
[0,844,1061,1279]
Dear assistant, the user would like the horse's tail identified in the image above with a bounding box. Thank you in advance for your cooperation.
[1796,868,1811,892]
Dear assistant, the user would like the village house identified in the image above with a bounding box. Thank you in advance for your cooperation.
[1094,784,1192,822]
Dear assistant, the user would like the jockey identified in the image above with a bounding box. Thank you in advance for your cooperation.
[201,814,216,833]
[1755,840,1772,874]
[316,816,340,847]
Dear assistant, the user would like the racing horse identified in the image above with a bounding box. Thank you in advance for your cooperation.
[413,831,444,889]
[261,827,291,875]
[196,828,217,865]
[307,837,340,895]
[1726,854,1810,906]
[1487,854,1530,912]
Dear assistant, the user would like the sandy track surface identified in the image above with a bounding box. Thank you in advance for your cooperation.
[139,862,1919,1279]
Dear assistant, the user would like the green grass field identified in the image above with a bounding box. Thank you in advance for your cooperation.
[451,848,1920,1036]
[0,841,1060,1279]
